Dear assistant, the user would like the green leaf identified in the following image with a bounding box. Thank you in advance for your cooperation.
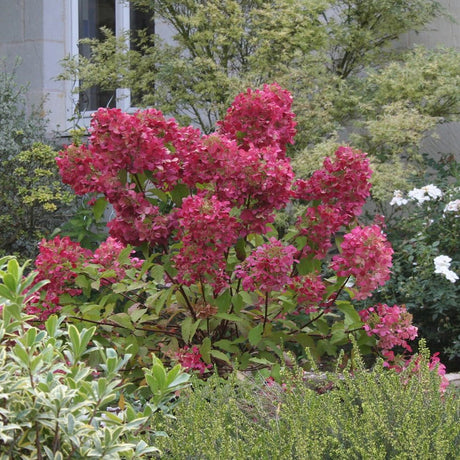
[92,196,108,220]
[110,313,134,331]
[336,301,362,327]
[129,307,148,323]
[12,344,29,366]
[249,357,273,366]
[24,327,37,347]
[170,183,189,206]
[213,339,240,353]
[150,264,165,283]
[0,284,14,301]
[199,337,212,364]
[235,238,246,261]
[210,349,231,364]
[215,312,243,322]
[7,258,20,283]
[330,323,347,345]
[248,324,264,346]
[297,255,321,275]
[2,273,18,293]
[181,317,201,343]
[215,289,231,312]
[232,293,244,312]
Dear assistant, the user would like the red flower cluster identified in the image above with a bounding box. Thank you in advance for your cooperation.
[57,84,296,250]
[173,195,239,291]
[26,236,144,321]
[360,304,449,391]
[296,205,347,258]
[91,237,143,279]
[331,225,393,300]
[289,273,326,314]
[26,236,91,321]
[295,146,372,221]
[175,346,211,374]
[359,303,418,353]
[217,82,297,153]
[235,238,297,293]
[107,188,172,247]
[294,147,372,258]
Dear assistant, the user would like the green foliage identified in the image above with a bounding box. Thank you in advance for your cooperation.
[0,257,191,458]
[0,62,77,260]
[58,0,459,199]
[59,238,376,379]
[56,200,108,250]
[154,346,460,459]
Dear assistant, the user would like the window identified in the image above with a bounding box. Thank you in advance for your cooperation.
[72,0,154,117]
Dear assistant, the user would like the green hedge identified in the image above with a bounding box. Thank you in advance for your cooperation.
[154,355,459,459]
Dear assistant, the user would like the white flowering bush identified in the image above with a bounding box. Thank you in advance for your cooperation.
[371,181,460,368]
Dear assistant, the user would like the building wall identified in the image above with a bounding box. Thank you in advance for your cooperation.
[402,0,460,49]
[0,0,458,144]
[0,0,71,134]
[404,0,460,159]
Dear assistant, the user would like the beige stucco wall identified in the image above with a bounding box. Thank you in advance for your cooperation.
[402,0,460,49]
[400,0,460,159]
[0,0,71,134]
[0,0,458,143]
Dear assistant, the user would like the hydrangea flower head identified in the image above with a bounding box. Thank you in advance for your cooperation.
[175,346,211,374]
[235,238,297,293]
[331,225,393,299]
[359,303,418,352]
[294,146,372,221]
[444,199,460,215]
[217,83,296,153]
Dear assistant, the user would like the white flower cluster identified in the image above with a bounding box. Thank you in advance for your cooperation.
[433,255,458,283]
[408,184,443,204]
[443,199,460,215]
[389,190,408,206]
[390,184,460,215]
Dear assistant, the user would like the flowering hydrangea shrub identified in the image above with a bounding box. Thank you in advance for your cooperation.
[26,83,443,381]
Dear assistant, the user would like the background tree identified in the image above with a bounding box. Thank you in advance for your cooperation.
[0,61,76,259]
[59,0,459,201]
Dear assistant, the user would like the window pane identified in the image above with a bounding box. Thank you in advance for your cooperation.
[78,0,116,111]
[130,5,155,106]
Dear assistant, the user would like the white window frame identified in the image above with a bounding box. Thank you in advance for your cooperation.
[66,0,133,130]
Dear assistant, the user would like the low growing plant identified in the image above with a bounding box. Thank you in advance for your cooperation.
[153,346,460,459]
[0,256,190,459]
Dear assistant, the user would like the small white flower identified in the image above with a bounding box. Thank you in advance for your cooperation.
[408,184,443,205]
[434,255,458,283]
[422,184,443,200]
[444,199,460,215]
[389,190,408,206]
[408,188,429,204]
